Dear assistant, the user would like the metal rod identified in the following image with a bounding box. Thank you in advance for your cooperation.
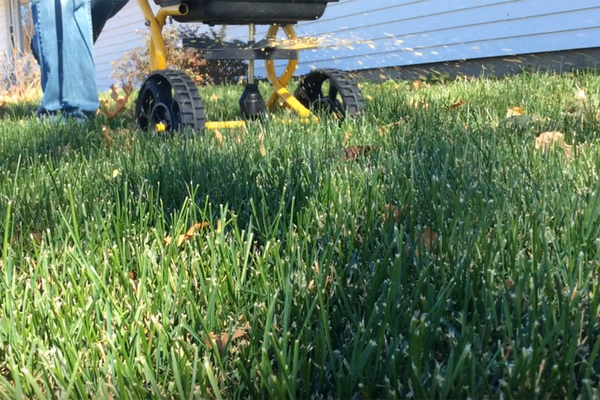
[248,24,256,84]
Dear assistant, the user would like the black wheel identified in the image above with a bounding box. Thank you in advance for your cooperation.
[294,68,364,118]
[135,70,205,133]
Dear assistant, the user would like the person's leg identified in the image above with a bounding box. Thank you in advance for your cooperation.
[31,1,129,61]
[31,0,129,119]
[31,0,98,118]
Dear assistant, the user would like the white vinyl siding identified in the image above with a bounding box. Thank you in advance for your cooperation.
[0,1,8,57]
[93,0,600,89]
[93,1,162,91]
[225,0,600,76]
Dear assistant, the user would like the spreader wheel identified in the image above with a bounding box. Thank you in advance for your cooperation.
[294,68,364,118]
[135,70,205,133]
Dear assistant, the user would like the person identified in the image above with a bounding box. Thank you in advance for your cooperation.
[31,0,129,121]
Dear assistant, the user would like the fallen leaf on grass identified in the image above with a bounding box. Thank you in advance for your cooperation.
[506,106,526,118]
[412,80,422,90]
[214,129,223,146]
[404,226,439,259]
[415,227,438,257]
[343,131,352,146]
[100,82,133,120]
[101,125,111,149]
[342,145,380,161]
[450,99,464,109]
[163,222,210,248]
[504,279,529,312]
[205,325,249,355]
[534,131,573,158]
[383,205,400,223]
[408,97,429,110]
[382,204,409,223]
[112,169,120,178]
[210,94,219,101]
[379,120,404,135]
[576,86,587,101]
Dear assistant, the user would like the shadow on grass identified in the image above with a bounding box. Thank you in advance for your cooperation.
[0,105,323,251]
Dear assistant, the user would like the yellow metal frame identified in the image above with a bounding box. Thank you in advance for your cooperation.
[136,0,317,130]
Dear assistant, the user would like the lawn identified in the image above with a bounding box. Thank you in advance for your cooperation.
[1,70,600,399]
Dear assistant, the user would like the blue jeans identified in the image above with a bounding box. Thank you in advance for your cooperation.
[31,0,129,119]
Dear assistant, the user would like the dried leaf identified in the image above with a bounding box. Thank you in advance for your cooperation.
[112,169,120,178]
[342,145,380,161]
[343,131,352,146]
[577,87,587,101]
[110,84,119,101]
[101,125,111,149]
[382,204,408,223]
[417,227,438,256]
[379,120,403,135]
[405,226,439,259]
[205,327,248,355]
[534,131,572,158]
[408,97,429,110]
[450,99,464,109]
[214,129,223,146]
[123,81,134,96]
[163,222,210,248]
[210,94,219,101]
[505,279,514,288]
[506,106,526,118]
[101,81,133,120]
[412,80,422,90]
[383,205,399,223]
[259,144,266,157]
[30,230,43,245]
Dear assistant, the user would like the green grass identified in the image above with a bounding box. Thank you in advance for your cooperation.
[2,70,600,399]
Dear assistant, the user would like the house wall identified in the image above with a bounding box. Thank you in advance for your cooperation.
[224,0,600,76]
[0,0,10,57]
[93,0,600,90]
[93,1,164,91]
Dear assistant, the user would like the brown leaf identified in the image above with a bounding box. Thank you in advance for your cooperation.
[123,81,134,96]
[506,106,526,118]
[110,84,119,101]
[163,222,210,248]
[412,80,422,90]
[205,327,248,355]
[383,205,399,223]
[342,145,380,161]
[379,120,403,135]
[31,230,43,245]
[505,279,514,289]
[405,226,439,259]
[418,227,438,255]
[214,129,223,146]
[450,99,464,109]
[101,125,111,149]
[343,131,352,146]
[408,97,429,110]
[534,131,572,158]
